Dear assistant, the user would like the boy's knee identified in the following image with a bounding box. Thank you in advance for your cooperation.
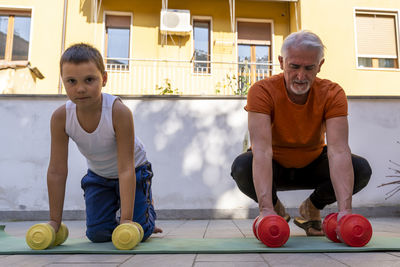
[86,229,112,243]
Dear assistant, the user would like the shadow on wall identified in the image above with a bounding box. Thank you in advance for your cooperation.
[127,98,256,217]
[79,0,92,22]
[0,99,62,211]
[124,98,400,218]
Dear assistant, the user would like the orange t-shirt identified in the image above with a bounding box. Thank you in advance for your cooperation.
[245,73,348,168]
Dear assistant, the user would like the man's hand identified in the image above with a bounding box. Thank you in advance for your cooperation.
[259,208,277,219]
[337,209,352,222]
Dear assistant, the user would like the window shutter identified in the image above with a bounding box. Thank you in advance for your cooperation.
[356,13,398,58]
[237,22,271,45]
[106,15,130,28]
[0,10,30,16]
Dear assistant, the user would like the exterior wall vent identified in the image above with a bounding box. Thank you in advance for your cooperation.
[160,9,191,35]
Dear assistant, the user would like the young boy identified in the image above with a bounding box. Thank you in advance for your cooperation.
[47,43,161,242]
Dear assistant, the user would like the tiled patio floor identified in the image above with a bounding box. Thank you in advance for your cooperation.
[1,217,400,267]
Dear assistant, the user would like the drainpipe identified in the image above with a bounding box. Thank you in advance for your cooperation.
[229,0,235,33]
[294,1,299,31]
[58,0,68,94]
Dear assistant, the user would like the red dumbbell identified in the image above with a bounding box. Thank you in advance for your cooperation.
[337,214,373,247]
[323,213,373,247]
[253,215,290,248]
[252,216,260,239]
[322,213,341,243]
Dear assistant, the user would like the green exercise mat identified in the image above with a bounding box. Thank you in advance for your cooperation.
[1,225,400,254]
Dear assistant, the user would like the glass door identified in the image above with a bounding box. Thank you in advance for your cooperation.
[238,44,270,93]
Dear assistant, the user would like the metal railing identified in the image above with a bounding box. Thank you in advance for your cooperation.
[104,58,280,95]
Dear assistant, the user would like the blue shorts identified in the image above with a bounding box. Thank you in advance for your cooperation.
[81,162,156,243]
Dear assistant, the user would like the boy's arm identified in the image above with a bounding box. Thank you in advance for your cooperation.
[113,100,136,223]
[47,105,69,232]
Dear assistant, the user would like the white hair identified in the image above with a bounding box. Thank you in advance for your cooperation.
[281,30,325,61]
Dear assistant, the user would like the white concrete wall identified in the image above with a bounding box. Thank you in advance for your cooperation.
[0,96,399,217]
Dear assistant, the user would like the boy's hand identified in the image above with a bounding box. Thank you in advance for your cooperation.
[119,219,163,233]
[120,219,134,225]
[48,220,60,232]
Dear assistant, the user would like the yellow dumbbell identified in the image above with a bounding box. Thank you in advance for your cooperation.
[26,223,69,250]
[54,223,69,246]
[132,222,144,242]
[26,223,55,250]
[112,223,141,250]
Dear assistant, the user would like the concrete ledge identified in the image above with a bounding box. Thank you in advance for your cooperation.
[1,206,399,221]
[3,94,400,100]
[0,210,86,221]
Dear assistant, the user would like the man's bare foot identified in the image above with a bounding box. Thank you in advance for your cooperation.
[153,226,163,233]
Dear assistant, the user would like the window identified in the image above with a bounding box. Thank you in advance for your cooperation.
[193,19,211,73]
[237,21,272,92]
[0,10,31,62]
[105,14,131,70]
[355,11,399,69]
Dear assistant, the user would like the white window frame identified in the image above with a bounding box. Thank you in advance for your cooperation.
[354,7,400,71]
[236,18,275,75]
[191,15,213,76]
[102,11,133,73]
[0,5,34,63]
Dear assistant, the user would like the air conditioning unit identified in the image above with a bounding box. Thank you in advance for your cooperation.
[160,9,191,35]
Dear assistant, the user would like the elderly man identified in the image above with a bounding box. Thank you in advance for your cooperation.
[231,30,371,236]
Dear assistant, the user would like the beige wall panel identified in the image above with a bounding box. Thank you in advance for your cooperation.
[0,0,65,94]
[97,0,290,95]
[65,0,96,47]
[0,68,37,94]
[289,2,301,32]
[100,0,290,64]
[299,0,400,96]
[2,0,399,95]
[236,0,290,64]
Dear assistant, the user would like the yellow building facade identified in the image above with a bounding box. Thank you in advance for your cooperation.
[0,0,399,95]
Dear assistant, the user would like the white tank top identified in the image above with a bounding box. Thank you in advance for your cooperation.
[65,93,147,178]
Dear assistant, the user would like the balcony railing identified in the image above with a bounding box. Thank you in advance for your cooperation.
[104,58,280,96]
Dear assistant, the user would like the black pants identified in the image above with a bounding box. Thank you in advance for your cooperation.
[230,147,372,209]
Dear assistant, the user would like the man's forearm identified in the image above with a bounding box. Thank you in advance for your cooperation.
[328,150,354,212]
[252,151,274,213]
